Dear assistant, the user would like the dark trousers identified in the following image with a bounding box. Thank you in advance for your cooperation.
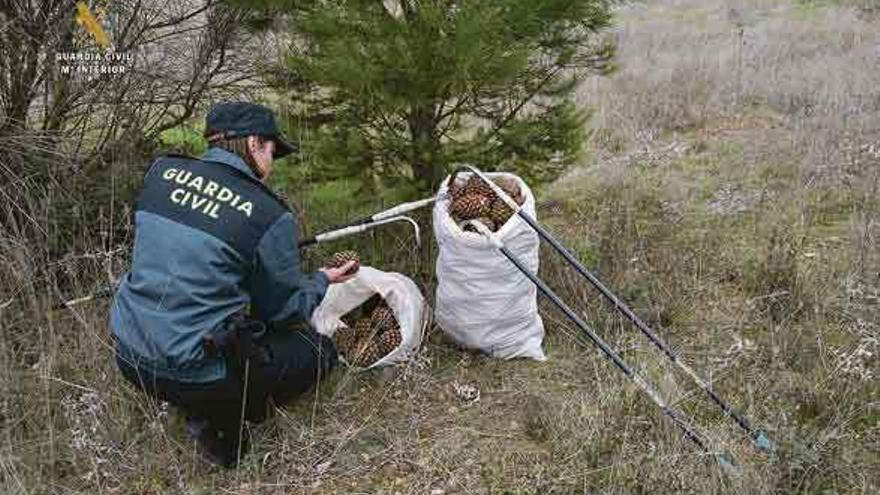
[116,324,337,445]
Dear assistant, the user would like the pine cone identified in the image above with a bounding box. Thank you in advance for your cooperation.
[489,197,515,226]
[324,250,360,275]
[491,176,526,205]
[371,304,397,332]
[450,193,491,220]
[333,324,358,356]
[340,312,357,328]
[491,176,522,199]
[463,175,494,197]
[377,326,403,355]
[449,177,468,201]
[353,318,375,340]
[351,339,383,367]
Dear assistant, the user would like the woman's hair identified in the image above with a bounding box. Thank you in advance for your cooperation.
[204,132,267,178]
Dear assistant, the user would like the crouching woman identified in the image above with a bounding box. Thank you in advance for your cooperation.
[109,102,355,467]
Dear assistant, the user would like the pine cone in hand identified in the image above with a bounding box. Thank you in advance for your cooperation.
[324,250,360,275]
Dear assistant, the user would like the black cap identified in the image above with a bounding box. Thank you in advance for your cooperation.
[204,102,297,159]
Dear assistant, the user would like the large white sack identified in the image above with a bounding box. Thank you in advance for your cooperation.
[310,266,427,369]
[433,172,546,361]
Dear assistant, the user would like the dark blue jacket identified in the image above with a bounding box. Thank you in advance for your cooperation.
[110,147,329,382]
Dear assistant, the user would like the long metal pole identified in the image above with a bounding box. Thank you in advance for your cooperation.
[301,195,442,246]
[461,165,773,454]
[59,203,434,308]
[464,221,713,455]
[298,215,421,248]
[516,209,773,453]
[52,285,115,310]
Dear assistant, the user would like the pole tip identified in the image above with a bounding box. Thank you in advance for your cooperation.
[754,431,776,455]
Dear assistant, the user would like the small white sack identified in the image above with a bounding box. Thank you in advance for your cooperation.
[310,266,427,369]
[433,172,546,361]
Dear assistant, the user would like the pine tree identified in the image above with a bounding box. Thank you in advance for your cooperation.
[237,0,614,193]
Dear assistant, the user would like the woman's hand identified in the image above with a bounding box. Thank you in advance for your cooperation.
[320,260,358,284]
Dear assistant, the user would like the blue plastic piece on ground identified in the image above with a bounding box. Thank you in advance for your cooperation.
[754,431,775,454]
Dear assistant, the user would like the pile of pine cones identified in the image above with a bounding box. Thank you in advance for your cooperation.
[323,251,402,367]
[447,175,525,232]
[333,295,403,367]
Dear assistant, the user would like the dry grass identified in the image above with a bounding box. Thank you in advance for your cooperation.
[2,0,879,493]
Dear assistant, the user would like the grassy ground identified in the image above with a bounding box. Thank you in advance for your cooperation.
[2,0,879,493]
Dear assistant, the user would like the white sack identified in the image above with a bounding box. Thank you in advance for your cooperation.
[433,172,546,361]
[310,266,427,369]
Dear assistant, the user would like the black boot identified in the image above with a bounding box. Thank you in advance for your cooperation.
[186,416,249,468]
